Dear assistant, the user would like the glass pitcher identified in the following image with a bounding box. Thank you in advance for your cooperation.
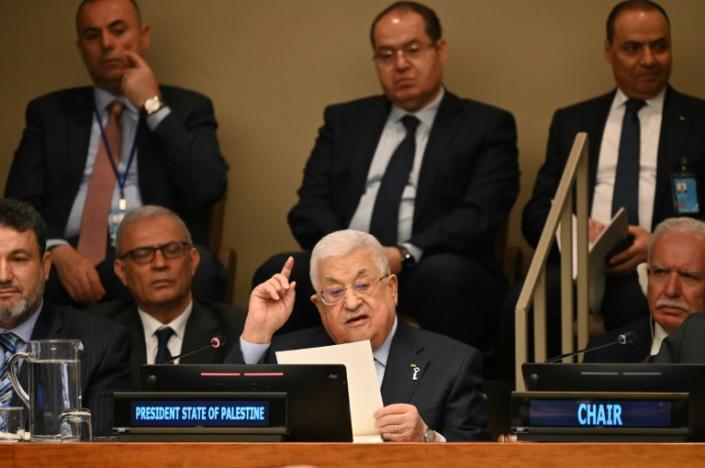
[8,339,83,442]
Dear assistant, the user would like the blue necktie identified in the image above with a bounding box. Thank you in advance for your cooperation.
[612,98,646,225]
[154,327,174,364]
[0,333,21,407]
[369,115,421,246]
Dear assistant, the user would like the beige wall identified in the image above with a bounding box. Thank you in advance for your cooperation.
[1,0,704,308]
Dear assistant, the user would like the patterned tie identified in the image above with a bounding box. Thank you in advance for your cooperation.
[0,333,22,408]
[77,101,124,265]
[155,327,175,364]
[369,115,421,245]
[612,98,646,225]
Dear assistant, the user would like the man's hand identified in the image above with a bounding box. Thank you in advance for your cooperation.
[49,245,105,305]
[121,51,161,108]
[588,218,606,244]
[242,256,297,344]
[383,247,402,275]
[605,225,651,275]
[373,403,427,442]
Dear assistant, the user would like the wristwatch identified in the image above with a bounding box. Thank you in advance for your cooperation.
[396,245,416,271]
[423,427,437,443]
[143,95,166,116]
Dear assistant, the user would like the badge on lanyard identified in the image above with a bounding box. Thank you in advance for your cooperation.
[94,104,139,247]
[671,158,700,215]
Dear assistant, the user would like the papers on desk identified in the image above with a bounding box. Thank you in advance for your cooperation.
[276,340,384,443]
[556,208,629,312]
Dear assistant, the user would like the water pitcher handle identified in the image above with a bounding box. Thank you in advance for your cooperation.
[7,352,30,408]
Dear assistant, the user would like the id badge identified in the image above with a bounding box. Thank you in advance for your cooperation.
[671,173,700,215]
[108,198,128,247]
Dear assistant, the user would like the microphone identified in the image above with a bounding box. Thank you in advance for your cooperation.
[545,332,636,363]
[160,336,226,364]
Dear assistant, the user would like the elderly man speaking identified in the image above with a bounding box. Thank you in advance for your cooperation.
[229,229,488,442]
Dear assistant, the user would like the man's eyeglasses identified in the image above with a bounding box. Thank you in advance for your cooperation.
[120,241,192,264]
[318,274,390,306]
[373,42,436,65]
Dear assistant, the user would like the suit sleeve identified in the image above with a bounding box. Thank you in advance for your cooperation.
[288,105,346,250]
[650,314,705,364]
[408,109,519,255]
[82,325,133,437]
[145,90,228,209]
[439,347,490,441]
[522,109,569,248]
[4,99,67,239]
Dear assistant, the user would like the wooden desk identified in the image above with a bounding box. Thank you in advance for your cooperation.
[1,442,703,467]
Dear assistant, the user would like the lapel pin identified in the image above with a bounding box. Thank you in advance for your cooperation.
[679,115,686,122]
[410,363,421,381]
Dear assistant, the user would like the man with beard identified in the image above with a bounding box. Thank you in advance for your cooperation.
[0,198,132,436]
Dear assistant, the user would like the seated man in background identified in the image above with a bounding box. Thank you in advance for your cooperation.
[254,0,519,349]
[91,206,245,389]
[4,0,228,307]
[585,217,705,362]
[520,0,705,354]
[230,230,489,442]
[0,198,132,436]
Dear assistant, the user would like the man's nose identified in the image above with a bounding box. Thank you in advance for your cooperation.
[0,260,12,283]
[343,287,363,309]
[150,250,169,269]
[664,271,681,296]
[640,46,657,66]
[393,50,412,69]
[100,30,115,50]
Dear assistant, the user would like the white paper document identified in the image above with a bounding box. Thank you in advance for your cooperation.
[276,340,384,443]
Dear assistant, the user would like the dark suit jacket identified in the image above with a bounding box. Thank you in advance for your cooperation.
[4,85,228,244]
[227,319,489,441]
[288,91,519,270]
[651,312,705,363]
[19,303,133,437]
[583,316,653,363]
[92,298,245,389]
[523,86,705,247]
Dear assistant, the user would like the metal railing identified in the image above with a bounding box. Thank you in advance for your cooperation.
[515,132,590,391]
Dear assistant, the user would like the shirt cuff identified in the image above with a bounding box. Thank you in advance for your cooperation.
[400,242,423,262]
[47,239,70,249]
[239,336,270,364]
[146,106,171,130]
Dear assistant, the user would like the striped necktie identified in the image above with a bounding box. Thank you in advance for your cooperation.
[0,333,22,407]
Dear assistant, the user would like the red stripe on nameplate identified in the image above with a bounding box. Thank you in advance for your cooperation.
[243,372,285,377]
[200,372,242,377]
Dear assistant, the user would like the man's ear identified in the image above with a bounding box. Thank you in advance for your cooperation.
[388,274,399,305]
[41,251,52,282]
[114,259,129,287]
[189,247,200,277]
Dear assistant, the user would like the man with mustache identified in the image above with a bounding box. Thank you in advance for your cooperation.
[253,1,519,350]
[522,0,705,349]
[0,198,132,436]
[230,229,489,442]
[90,206,245,389]
[585,217,705,362]
[5,0,228,307]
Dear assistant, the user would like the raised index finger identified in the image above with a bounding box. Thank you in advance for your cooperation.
[280,256,295,279]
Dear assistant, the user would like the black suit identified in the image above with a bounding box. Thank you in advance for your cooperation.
[651,312,705,363]
[5,85,229,303]
[522,86,705,332]
[20,303,133,437]
[257,91,519,348]
[92,298,245,389]
[583,316,653,363]
[227,320,489,441]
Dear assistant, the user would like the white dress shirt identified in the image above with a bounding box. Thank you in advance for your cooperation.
[138,301,193,364]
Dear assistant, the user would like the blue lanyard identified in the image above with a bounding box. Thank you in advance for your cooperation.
[93,105,139,201]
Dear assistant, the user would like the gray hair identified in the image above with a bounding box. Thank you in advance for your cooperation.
[309,230,390,290]
[648,217,705,263]
[115,205,192,256]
